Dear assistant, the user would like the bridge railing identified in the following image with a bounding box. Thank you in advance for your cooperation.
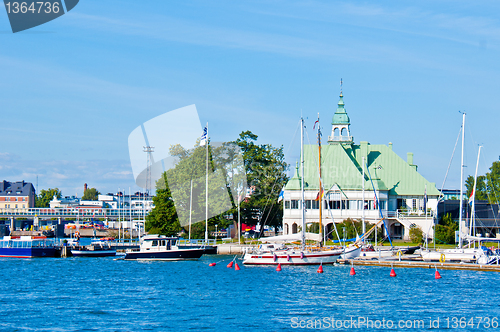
[0,207,151,218]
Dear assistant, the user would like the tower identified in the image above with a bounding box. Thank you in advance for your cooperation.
[328,86,353,144]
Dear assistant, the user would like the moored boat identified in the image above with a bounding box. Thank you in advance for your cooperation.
[124,235,205,260]
[0,236,57,258]
[71,240,117,257]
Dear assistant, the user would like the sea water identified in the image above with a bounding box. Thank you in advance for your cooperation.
[0,255,499,331]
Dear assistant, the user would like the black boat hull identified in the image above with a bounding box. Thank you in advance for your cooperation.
[124,248,205,260]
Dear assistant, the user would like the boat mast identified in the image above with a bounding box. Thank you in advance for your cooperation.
[317,113,323,245]
[471,145,482,238]
[362,156,365,243]
[459,112,465,248]
[205,122,209,244]
[301,117,306,251]
[189,179,193,240]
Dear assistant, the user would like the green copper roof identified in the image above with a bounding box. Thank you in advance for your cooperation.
[332,92,350,125]
[285,142,440,196]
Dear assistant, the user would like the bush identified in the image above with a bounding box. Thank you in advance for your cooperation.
[409,225,423,244]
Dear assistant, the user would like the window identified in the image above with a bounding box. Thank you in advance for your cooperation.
[412,199,417,210]
[311,200,319,209]
[285,201,290,209]
[291,200,299,209]
[152,240,158,246]
[15,204,17,209]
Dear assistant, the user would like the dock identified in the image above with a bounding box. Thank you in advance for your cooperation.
[338,258,500,272]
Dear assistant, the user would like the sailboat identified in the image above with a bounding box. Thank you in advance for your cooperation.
[243,117,357,265]
[421,113,488,263]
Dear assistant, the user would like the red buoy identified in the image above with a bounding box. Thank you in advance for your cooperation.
[435,270,442,279]
[234,262,241,271]
[390,268,397,277]
[317,264,324,273]
[350,266,356,276]
[209,263,216,267]
[227,261,234,268]
[276,263,282,272]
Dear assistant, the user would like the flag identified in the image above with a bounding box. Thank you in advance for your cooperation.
[277,189,284,202]
[313,120,319,129]
[200,126,207,146]
[315,188,324,201]
[468,189,474,205]
[423,186,427,211]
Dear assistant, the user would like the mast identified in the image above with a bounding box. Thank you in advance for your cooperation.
[459,113,465,248]
[471,145,482,237]
[300,117,306,251]
[205,122,209,243]
[362,156,365,243]
[317,113,323,244]
[189,179,193,240]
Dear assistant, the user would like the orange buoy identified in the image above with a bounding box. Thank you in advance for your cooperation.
[234,262,240,271]
[227,261,234,268]
[317,264,324,273]
[350,266,356,276]
[435,270,442,279]
[390,268,396,277]
[209,263,216,267]
[276,263,282,272]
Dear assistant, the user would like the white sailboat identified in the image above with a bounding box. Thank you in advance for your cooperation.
[421,113,487,263]
[243,117,356,265]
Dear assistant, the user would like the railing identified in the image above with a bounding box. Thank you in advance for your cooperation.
[0,207,152,219]
[396,209,434,219]
[177,239,217,246]
[328,135,353,142]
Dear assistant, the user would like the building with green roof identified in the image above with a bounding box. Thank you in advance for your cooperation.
[282,91,441,241]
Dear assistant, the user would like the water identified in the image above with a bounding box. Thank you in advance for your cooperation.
[0,255,499,331]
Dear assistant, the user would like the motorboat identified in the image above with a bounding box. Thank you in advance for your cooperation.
[0,236,56,258]
[124,235,205,260]
[71,240,116,257]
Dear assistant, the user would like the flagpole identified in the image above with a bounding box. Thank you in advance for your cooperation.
[317,113,323,245]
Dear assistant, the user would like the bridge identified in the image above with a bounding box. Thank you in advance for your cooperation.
[0,207,149,219]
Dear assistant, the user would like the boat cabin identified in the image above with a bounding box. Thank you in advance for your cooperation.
[140,235,178,251]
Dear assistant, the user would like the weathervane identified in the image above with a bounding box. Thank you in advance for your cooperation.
[340,78,343,95]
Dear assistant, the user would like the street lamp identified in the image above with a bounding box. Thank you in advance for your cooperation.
[215,224,218,243]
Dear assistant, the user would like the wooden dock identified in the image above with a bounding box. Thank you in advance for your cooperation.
[338,258,500,272]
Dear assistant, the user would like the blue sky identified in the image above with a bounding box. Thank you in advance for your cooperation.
[1,0,499,196]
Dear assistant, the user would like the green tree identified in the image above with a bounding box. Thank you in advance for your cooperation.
[35,188,62,207]
[145,174,181,236]
[486,161,500,203]
[234,131,289,232]
[465,175,487,201]
[409,225,424,244]
[82,188,100,201]
[434,213,458,244]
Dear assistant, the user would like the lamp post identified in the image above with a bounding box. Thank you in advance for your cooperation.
[215,224,218,243]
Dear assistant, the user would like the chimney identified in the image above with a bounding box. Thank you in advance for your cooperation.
[388,142,393,150]
[407,152,413,165]
[84,183,88,193]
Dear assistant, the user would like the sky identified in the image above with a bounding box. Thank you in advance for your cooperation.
[1,0,499,197]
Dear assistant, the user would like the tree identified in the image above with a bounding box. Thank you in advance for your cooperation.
[465,175,487,201]
[35,188,62,207]
[434,213,458,244]
[82,188,100,201]
[409,225,423,244]
[487,161,500,203]
[145,173,181,236]
[234,131,288,232]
